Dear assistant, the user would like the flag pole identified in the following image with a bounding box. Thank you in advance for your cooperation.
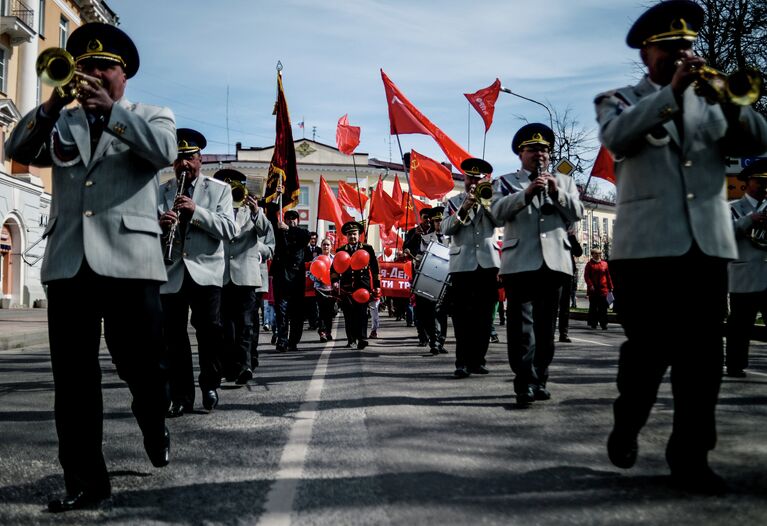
[394,133,416,249]
[467,101,471,153]
[482,131,487,160]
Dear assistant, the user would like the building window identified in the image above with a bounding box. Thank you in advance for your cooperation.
[59,16,69,48]
[603,217,609,240]
[0,47,7,94]
[298,185,309,206]
[38,0,45,36]
[0,1,6,17]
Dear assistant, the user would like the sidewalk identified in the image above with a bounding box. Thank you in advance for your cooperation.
[0,308,49,350]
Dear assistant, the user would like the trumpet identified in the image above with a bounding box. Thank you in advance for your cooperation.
[36,47,102,99]
[473,180,494,210]
[163,170,189,265]
[675,59,762,106]
[535,159,556,215]
[228,180,249,208]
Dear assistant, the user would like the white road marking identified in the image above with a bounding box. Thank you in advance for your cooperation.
[570,337,615,347]
[256,341,333,526]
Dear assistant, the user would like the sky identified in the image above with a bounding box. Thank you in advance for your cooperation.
[105,0,650,185]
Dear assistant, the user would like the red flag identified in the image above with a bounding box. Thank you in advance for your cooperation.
[381,69,471,173]
[368,176,404,230]
[392,174,403,204]
[337,180,368,223]
[336,114,361,155]
[464,78,501,132]
[409,149,454,199]
[398,192,430,231]
[264,71,300,213]
[591,145,616,185]
[317,176,345,228]
[379,225,401,249]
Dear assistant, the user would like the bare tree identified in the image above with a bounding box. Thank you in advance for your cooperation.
[695,0,767,116]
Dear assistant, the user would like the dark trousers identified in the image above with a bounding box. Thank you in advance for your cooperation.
[161,270,223,406]
[415,295,439,349]
[588,294,609,329]
[340,295,368,344]
[450,267,497,369]
[316,291,336,336]
[274,285,305,349]
[610,248,728,468]
[726,290,767,373]
[504,268,564,394]
[304,296,319,328]
[558,274,573,337]
[221,282,257,375]
[47,262,168,496]
[251,292,263,367]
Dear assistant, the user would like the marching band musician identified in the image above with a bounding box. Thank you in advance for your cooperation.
[250,215,276,369]
[419,206,450,355]
[4,23,177,511]
[403,206,433,347]
[725,159,767,378]
[442,158,502,378]
[595,0,767,493]
[215,169,272,385]
[159,129,239,417]
[334,221,381,349]
[491,123,583,405]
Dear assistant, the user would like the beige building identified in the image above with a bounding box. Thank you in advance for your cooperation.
[0,0,116,307]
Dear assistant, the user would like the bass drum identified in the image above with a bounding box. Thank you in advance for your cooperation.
[412,241,450,304]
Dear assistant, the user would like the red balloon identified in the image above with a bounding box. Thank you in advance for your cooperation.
[384,247,393,257]
[352,288,371,303]
[350,249,370,270]
[310,259,328,283]
[333,251,351,273]
[317,255,331,267]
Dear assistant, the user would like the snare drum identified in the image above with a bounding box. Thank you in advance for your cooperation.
[412,242,450,304]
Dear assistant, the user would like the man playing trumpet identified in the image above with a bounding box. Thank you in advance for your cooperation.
[595,0,767,493]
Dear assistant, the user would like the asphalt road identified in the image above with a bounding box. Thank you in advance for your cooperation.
[0,315,765,525]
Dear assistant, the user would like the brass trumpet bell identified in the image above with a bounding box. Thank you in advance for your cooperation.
[473,180,494,209]
[228,180,249,207]
[694,65,762,106]
[36,47,102,98]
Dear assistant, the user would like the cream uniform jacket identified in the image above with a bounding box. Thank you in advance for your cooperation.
[595,76,767,261]
[729,196,767,293]
[224,207,272,287]
[491,169,583,276]
[441,193,502,273]
[159,175,239,293]
[4,99,177,283]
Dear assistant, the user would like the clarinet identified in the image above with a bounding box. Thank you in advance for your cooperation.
[538,158,556,215]
[163,170,189,265]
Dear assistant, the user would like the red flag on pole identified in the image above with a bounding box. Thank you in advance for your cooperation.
[591,145,616,185]
[264,71,300,213]
[409,149,455,199]
[464,78,501,132]
[336,114,361,155]
[379,225,401,250]
[368,176,404,230]
[381,69,471,173]
[337,180,368,223]
[392,174,403,204]
[398,192,430,231]
[317,176,345,228]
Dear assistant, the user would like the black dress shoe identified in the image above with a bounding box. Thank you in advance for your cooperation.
[559,336,572,343]
[202,390,219,412]
[468,365,489,375]
[438,346,448,354]
[235,368,253,385]
[48,490,109,513]
[516,387,535,406]
[533,386,551,400]
[167,401,186,418]
[453,366,471,379]
[607,430,638,469]
[670,466,728,495]
[144,426,170,468]
[726,369,746,378]
[357,340,368,350]
[430,347,440,355]
[489,334,500,343]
